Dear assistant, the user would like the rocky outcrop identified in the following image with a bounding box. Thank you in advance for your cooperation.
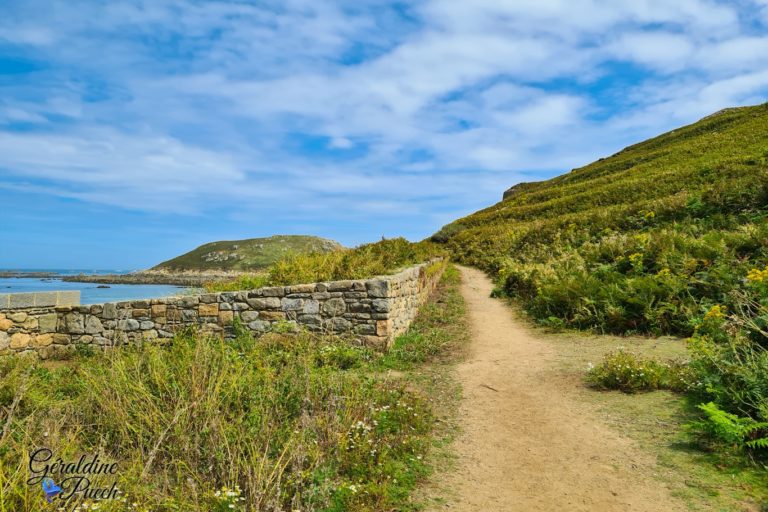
[62,269,246,286]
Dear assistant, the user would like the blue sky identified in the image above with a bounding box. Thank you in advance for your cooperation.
[1,0,767,269]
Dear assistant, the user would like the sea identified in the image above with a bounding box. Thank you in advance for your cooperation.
[0,269,190,305]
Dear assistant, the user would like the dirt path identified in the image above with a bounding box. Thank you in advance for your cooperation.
[429,266,686,511]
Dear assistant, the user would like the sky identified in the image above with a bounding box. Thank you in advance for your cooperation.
[1,0,767,269]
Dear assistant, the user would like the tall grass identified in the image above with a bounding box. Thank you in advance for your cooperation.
[0,329,432,511]
[206,238,443,292]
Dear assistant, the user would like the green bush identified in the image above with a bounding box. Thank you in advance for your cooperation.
[586,349,695,393]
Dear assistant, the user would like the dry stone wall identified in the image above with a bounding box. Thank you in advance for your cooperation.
[0,260,445,359]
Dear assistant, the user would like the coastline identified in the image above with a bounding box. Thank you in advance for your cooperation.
[62,269,249,287]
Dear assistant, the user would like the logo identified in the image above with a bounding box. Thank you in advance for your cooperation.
[42,478,62,503]
[27,448,120,509]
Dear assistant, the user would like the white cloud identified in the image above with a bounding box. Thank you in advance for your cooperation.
[0,0,765,237]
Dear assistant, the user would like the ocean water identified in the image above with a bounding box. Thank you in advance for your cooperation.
[0,270,189,305]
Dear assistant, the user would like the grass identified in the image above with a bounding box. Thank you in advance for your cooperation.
[0,265,468,512]
[434,103,768,338]
[206,238,444,292]
[432,103,768,463]
[532,320,768,511]
[153,235,343,272]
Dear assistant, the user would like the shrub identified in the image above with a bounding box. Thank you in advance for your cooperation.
[586,349,696,393]
[207,238,443,292]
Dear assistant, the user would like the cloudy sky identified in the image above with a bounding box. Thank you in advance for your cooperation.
[1,0,767,268]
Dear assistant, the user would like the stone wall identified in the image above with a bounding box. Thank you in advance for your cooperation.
[0,260,445,359]
[0,290,80,309]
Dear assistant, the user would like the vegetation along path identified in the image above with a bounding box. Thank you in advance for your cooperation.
[432,266,686,511]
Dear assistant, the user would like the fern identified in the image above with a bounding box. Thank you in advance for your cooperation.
[694,402,768,449]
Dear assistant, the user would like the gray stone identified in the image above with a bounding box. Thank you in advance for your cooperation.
[366,279,389,298]
[281,298,304,311]
[0,331,9,351]
[302,300,320,315]
[181,297,199,308]
[84,316,104,334]
[247,297,281,309]
[351,282,366,291]
[372,299,390,313]
[326,317,351,332]
[287,284,314,294]
[312,292,331,300]
[181,310,198,322]
[118,319,140,331]
[328,280,353,291]
[349,303,371,313]
[247,320,271,332]
[102,303,118,319]
[323,298,346,316]
[132,300,150,309]
[240,311,260,322]
[219,302,233,311]
[233,302,250,311]
[63,313,85,334]
[140,321,155,330]
[297,314,321,326]
[200,294,218,303]
[355,324,377,335]
[261,287,285,297]
[315,283,329,293]
[93,336,111,346]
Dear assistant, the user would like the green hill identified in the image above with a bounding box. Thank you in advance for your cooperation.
[433,103,768,336]
[153,235,343,271]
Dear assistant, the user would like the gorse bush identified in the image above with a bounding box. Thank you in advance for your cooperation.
[207,238,442,292]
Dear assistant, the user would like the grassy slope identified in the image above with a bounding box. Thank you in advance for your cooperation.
[153,235,343,271]
[434,103,768,335]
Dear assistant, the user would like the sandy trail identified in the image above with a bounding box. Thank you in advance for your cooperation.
[430,266,685,511]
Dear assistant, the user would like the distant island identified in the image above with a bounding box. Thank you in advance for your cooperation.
[63,235,343,286]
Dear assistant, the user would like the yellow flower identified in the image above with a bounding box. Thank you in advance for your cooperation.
[747,266,768,283]
[633,233,650,245]
[657,268,671,278]
[704,305,726,321]
[628,252,643,265]
[644,211,655,219]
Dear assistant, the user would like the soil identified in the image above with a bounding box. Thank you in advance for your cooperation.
[428,266,686,511]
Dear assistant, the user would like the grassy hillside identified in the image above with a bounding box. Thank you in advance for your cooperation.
[206,237,443,291]
[153,235,343,271]
[434,103,768,336]
[434,102,768,457]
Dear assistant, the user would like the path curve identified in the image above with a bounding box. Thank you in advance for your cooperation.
[430,266,685,511]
